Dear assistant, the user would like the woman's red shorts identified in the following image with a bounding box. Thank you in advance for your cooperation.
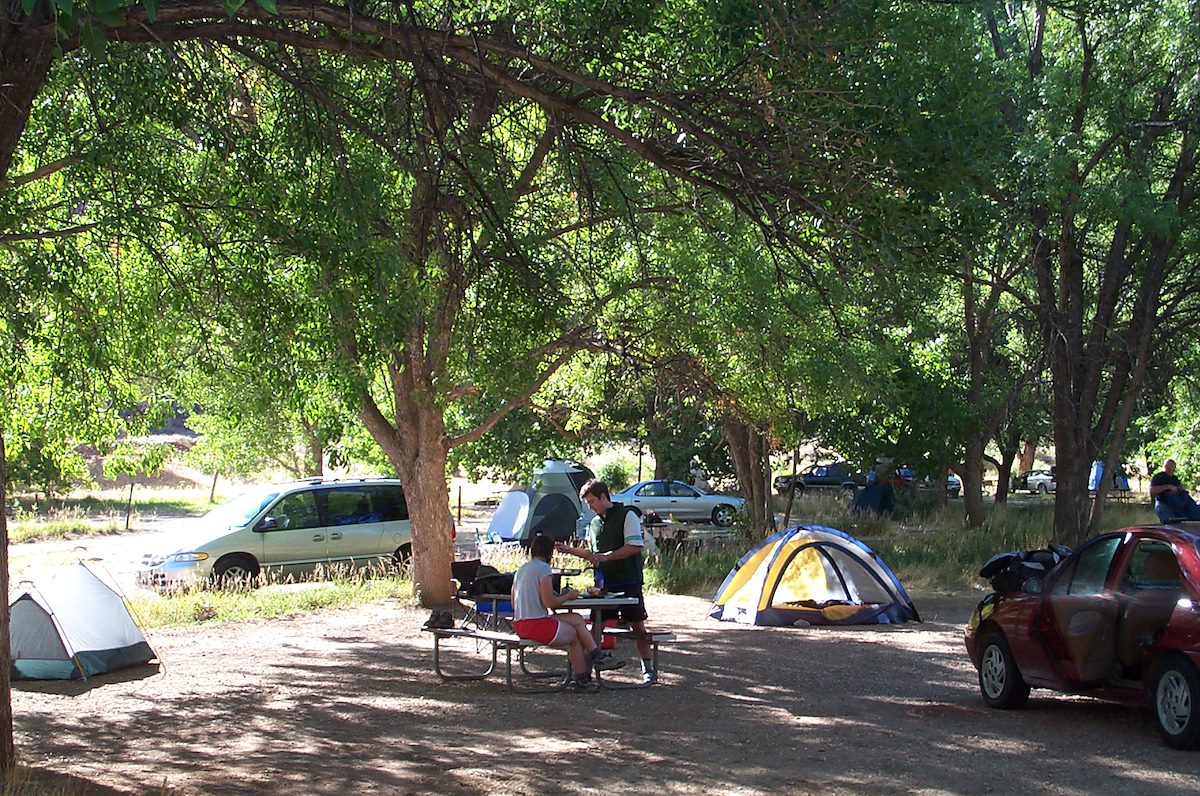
[513,617,560,644]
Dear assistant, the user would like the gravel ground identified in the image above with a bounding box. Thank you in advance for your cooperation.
[10,590,1200,795]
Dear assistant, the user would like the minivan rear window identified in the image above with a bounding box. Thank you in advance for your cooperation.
[368,486,408,522]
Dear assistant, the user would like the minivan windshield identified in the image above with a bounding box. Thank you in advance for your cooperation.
[205,488,280,528]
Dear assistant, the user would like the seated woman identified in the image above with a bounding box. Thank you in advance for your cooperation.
[511,534,621,691]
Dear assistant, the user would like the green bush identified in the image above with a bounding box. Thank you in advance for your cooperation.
[597,459,634,492]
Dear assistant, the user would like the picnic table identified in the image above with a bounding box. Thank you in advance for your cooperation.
[426,593,673,691]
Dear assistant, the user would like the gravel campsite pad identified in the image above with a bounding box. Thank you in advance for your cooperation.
[12,592,1200,794]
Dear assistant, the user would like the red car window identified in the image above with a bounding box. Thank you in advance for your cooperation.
[1053,536,1121,596]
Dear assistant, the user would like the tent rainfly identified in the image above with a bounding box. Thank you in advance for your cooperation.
[10,562,157,680]
[710,525,920,626]
[486,458,596,544]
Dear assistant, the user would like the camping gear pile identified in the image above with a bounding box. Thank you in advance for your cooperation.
[978,545,1072,595]
[709,525,920,626]
[10,562,157,680]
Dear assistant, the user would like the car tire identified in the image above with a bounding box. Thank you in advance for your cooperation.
[1152,656,1200,749]
[711,505,736,527]
[1037,483,1048,494]
[978,631,1031,709]
[949,489,961,499]
[393,543,413,571]
[211,554,259,588]
[841,485,857,500]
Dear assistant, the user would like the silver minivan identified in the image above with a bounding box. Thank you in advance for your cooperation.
[138,477,412,588]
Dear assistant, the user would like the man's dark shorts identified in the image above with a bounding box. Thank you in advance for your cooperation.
[600,581,648,624]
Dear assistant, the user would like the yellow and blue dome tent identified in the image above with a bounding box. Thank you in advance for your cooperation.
[710,525,920,626]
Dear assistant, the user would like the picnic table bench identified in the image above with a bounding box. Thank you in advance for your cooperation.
[423,626,572,692]
[424,597,676,692]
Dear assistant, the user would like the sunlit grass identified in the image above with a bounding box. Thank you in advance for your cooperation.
[872,499,1160,592]
[7,508,128,543]
[129,564,419,628]
[7,487,216,543]
[646,541,743,597]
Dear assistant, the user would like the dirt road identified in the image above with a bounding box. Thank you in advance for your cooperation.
[11,591,1200,795]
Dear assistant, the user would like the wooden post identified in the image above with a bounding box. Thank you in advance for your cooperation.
[125,481,134,531]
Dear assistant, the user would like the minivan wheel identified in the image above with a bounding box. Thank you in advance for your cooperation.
[211,554,259,588]
[1152,656,1200,749]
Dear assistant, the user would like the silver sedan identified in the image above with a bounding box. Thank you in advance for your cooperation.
[611,480,744,527]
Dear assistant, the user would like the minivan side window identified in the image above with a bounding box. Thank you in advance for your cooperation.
[324,488,382,526]
[368,486,408,522]
[266,491,321,531]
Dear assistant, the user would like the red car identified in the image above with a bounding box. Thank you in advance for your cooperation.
[965,525,1200,749]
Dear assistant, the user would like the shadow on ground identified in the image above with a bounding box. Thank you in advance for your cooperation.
[11,593,1199,795]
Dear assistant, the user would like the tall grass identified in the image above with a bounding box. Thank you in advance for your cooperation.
[119,492,1161,628]
[646,541,743,597]
[7,489,215,543]
[872,499,1159,592]
[129,566,418,628]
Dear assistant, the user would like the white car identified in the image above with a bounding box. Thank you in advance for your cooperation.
[138,478,413,588]
[610,480,744,527]
[1025,470,1057,494]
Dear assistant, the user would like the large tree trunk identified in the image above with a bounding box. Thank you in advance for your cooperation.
[0,25,55,182]
[991,431,1019,506]
[0,431,14,771]
[361,387,455,608]
[721,412,771,539]
[962,436,988,527]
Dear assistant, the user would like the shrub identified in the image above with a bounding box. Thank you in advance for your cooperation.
[597,459,634,492]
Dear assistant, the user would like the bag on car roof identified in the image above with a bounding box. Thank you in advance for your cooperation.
[979,545,1071,595]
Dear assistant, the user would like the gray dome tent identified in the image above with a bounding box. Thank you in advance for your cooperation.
[10,562,157,680]
[486,458,596,543]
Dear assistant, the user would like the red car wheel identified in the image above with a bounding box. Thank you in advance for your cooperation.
[978,632,1030,709]
[1153,657,1200,750]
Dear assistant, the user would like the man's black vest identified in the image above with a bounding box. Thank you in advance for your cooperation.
[595,502,642,586]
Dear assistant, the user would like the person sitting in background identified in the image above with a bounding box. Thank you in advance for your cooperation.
[510,533,622,692]
[1150,459,1200,522]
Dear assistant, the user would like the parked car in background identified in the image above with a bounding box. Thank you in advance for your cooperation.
[776,462,960,498]
[1023,469,1057,494]
[945,474,962,498]
[611,479,744,527]
[139,477,414,588]
[965,525,1200,749]
[773,462,863,496]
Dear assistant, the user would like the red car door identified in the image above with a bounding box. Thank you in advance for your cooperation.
[1035,535,1123,687]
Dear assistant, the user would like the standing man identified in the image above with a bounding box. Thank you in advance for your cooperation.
[557,479,657,685]
[1150,459,1200,522]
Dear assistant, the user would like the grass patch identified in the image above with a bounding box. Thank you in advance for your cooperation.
[872,500,1159,592]
[646,541,744,597]
[8,487,216,543]
[13,491,215,518]
[129,566,419,628]
[0,765,115,796]
[8,510,128,544]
